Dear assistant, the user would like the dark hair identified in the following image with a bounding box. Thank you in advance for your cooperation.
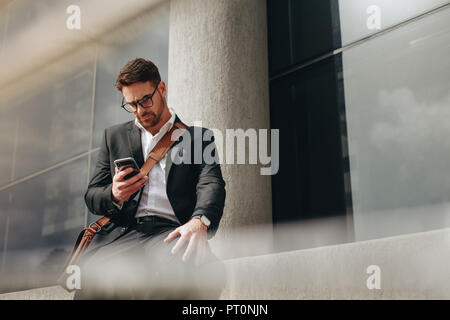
[115,58,161,91]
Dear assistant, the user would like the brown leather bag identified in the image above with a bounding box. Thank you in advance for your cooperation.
[58,121,188,291]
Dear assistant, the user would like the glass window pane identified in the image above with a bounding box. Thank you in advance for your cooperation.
[0,8,6,52]
[0,0,170,293]
[270,54,350,250]
[0,155,88,292]
[0,107,16,186]
[4,0,52,40]
[342,7,450,240]
[338,0,449,45]
[268,0,341,75]
[5,63,94,180]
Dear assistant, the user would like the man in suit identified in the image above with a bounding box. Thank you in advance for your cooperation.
[74,58,226,299]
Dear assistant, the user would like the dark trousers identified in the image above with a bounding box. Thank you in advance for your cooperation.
[73,216,226,300]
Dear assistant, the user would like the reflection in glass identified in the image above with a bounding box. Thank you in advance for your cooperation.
[6,66,94,180]
[5,0,53,41]
[0,1,170,293]
[0,8,6,52]
[0,106,16,186]
[342,7,450,240]
[0,155,88,293]
[338,0,449,46]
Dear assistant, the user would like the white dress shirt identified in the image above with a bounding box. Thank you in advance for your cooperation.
[133,108,180,223]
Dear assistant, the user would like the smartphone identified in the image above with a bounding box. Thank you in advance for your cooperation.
[114,157,140,180]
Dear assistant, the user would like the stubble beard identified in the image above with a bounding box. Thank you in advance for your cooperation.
[140,103,164,130]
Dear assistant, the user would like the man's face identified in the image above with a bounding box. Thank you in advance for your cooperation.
[122,81,167,130]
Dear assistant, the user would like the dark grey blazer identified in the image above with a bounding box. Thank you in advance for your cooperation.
[84,116,226,247]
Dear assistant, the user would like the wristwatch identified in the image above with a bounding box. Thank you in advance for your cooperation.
[194,215,211,228]
[112,198,124,210]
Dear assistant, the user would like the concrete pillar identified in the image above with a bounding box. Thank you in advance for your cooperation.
[168,0,273,258]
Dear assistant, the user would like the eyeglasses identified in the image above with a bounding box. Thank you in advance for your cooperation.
[120,81,160,113]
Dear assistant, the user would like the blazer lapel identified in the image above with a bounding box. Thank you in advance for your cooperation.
[165,147,173,183]
[128,116,188,181]
[127,122,144,168]
[165,115,188,182]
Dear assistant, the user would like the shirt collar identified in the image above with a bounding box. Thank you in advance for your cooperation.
[134,108,176,139]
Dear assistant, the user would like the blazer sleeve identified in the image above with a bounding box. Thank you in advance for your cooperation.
[191,129,226,238]
[84,129,121,217]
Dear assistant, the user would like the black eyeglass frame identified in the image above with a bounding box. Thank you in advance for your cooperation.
[120,81,161,113]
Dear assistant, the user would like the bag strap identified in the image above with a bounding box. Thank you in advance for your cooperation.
[140,121,188,176]
[91,121,188,231]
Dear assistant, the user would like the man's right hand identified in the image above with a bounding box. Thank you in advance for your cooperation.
[112,167,149,203]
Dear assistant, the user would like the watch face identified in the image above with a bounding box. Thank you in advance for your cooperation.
[201,215,211,226]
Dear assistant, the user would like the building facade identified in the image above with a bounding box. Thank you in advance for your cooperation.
[0,0,449,294]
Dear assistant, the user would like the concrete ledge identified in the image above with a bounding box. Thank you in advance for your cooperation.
[219,228,450,299]
[0,285,74,300]
[1,228,449,299]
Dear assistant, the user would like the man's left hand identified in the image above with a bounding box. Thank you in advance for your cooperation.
[164,218,208,266]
